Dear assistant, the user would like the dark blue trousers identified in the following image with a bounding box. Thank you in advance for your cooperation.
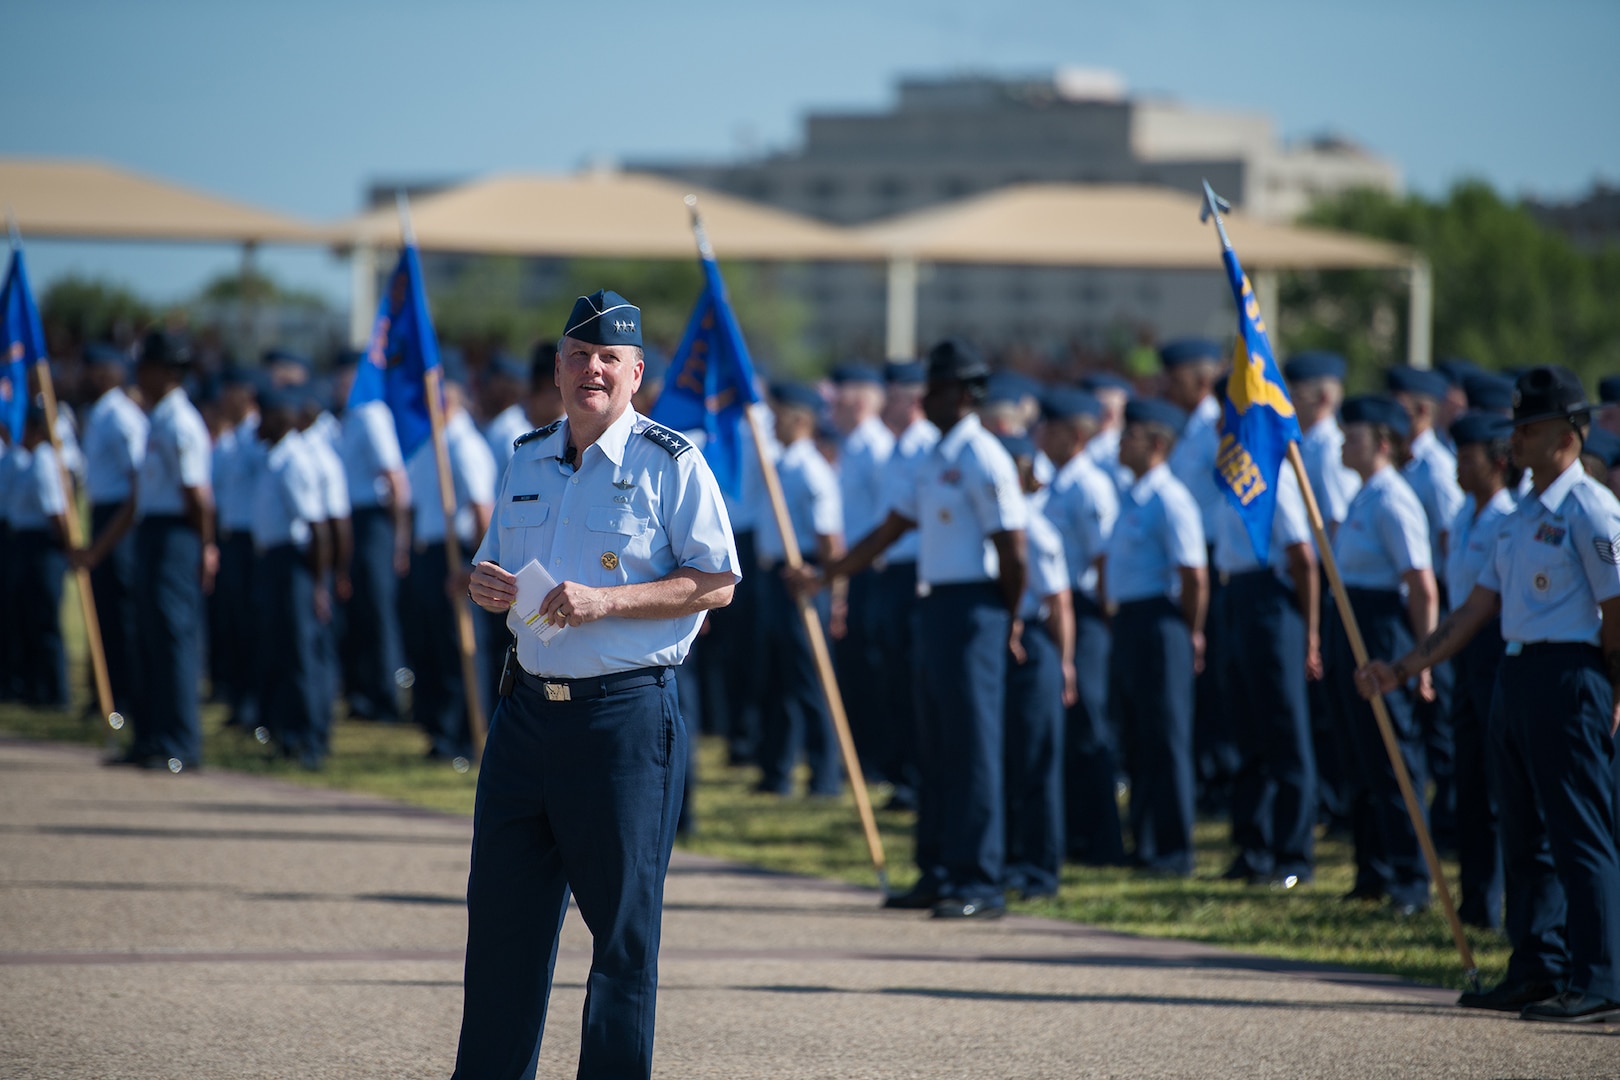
[89,503,141,718]
[453,671,685,1080]
[1327,588,1429,907]
[1226,570,1316,879]
[870,561,921,793]
[1491,644,1620,1000]
[756,563,840,796]
[256,544,327,761]
[914,583,1007,901]
[1309,566,1351,831]
[13,530,68,708]
[1453,622,1504,929]
[834,568,887,778]
[0,527,16,699]
[406,542,473,758]
[133,517,203,765]
[1111,597,1196,874]
[1065,591,1124,865]
[707,529,760,763]
[1004,620,1064,895]
[342,506,404,722]
[215,530,258,727]
[1421,585,1458,849]
[1194,564,1238,807]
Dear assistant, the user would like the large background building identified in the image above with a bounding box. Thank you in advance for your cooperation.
[633,68,1400,363]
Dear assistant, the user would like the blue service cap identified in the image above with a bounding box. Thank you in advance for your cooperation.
[995,432,1036,461]
[562,289,642,348]
[884,360,926,386]
[1449,410,1513,447]
[926,338,990,384]
[262,347,312,371]
[830,362,882,386]
[1124,398,1187,435]
[1435,357,1481,386]
[83,342,129,368]
[1158,337,1224,369]
[1040,386,1101,422]
[1462,372,1515,412]
[1599,376,1620,405]
[1385,365,1449,399]
[1583,426,1620,469]
[1341,394,1411,440]
[138,329,193,369]
[770,381,824,412]
[1078,371,1134,397]
[1512,365,1590,427]
[1283,350,1346,383]
[487,351,528,382]
[983,371,1038,407]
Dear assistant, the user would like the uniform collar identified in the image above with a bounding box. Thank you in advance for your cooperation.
[1306,415,1340,440]
[157,385,188,413]
[1484,486,1518,516]
[1536,460,1586,516]
[1410,428,1438,456]
[563,405,638,468]
[1126,461,1171,505]
[1191,394,1221,425]
[937,411,984,460]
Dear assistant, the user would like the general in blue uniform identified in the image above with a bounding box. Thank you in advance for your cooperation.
[1361,367,1620,1024]
[460,290,738,1079]
[1104,398,1207,876]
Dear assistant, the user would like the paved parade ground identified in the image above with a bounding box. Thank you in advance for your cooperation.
[1,736,1615,1080]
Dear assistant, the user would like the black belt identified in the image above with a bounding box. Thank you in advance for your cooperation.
[516,664,670,702]
[1504,641,1602,659]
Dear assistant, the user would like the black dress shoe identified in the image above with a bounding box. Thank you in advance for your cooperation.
[1520,990,1620,1024]
[1457,979,1561,1012]
[882,884,941,910]
[930,897,1006,920]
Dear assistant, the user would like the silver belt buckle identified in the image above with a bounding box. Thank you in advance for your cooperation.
[542,682,571,702]
[1504,641,1524,657]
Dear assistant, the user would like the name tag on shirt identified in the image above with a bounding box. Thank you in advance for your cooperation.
[512,493,540,503]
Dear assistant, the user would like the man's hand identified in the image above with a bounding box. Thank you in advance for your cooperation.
[1061,660,1078,708]
[1008,618,1026,665]
[1611,690,1619,738]
[394,547,411,577]
[1354,660,1401,699]
[1306,632,1324,682]
[1417,668,1435,703]
[469,561,518,613]
[783,563,824,600]
[313,583,332,625]
[334,572,354,603]
[200,542,219,595]
[541,580,611,627]
[1191,629,1206,675]
[828,598,848,642]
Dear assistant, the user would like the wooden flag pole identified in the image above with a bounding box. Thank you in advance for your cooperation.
[34,361,118,727]
[422,365,487,759]
[746,404,889,894]
[1286,443,1477,986]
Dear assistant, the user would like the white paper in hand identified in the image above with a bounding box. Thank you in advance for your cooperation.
[507,559,566,645]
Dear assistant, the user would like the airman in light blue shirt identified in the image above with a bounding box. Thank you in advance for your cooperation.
[251,426,325,553]
[137,386,212,519]
[757,423,843,565]
[1333,465,1431,590]
[9,439,67,531]
[341,399,407,511]
[891,411,1029,585]
[82,383,147,506]
[408,405,496,548]
[1105,461,1207,604]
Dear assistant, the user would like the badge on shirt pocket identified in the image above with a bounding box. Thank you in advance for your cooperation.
[586,505,647,583]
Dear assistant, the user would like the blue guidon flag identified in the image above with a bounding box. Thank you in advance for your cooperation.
[346,243,440,459]
[0,247,44,443]
[650,208,762,500]
[1203,183,1301,562]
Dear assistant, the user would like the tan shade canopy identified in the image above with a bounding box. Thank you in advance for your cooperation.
[341,170,876,261]
[0,158,327,245]
[856,183,1410,270]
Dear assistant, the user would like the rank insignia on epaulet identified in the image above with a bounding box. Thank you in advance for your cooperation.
[514,420,563,449]
[641,423,693,459]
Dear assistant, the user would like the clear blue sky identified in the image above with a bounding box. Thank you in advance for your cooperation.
[4,0,1616,306]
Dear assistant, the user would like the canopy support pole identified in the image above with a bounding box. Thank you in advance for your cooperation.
[349,243,378,348]
[885,256,918,361]
[1407,255,1433,369]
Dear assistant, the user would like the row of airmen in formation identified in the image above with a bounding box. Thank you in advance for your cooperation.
[3,329,1618,1015]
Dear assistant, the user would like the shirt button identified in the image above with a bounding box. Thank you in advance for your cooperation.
[571,477,579,485]
[553,558,561,566]
[562,517,569,525]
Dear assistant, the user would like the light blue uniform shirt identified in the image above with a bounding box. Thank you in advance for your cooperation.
[723,402,777,534]
[1332,465,1431,591]
[82,387,148,505]
[305,428,351,520]
[1299,416,1361,527]
[1021,498,1070,621]
[472,406,740,679]
[483,402,532,484]
[0,446,23,527]
[1403,428,1465,586]
[757,437,842,565]
[1105,462,1206,604]
[1444,487,1517,600]
[892,413,1028,587]
[9,443,67,531]
[341,400,405,510]
[877,417,939,564]
[1477,461,1620,646]
[1043,450,1119,598]
[1168,394,1223,537]
[137,387,212,518]
[407,411,496,547]
[1084,425,1133,492]
[1213,463,1312,583]
[839,414,894,546]
[251,430,325,552]
[214,415,263,533]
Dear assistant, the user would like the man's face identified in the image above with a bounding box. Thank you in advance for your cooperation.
[833,382,880,436]
[1118,422,1158,477]
[1341,422,1381,474]
[1510,417,1577,475]
[1036,418,1078,464]
[1164,362,1212,410]
[1394,391,1432,431]
[1092,388,1127,429]
[1455,443,1493,495]
[1290,377,1336,418]
[557,337,642,424]
[922,379,969,431]
[882,384,923,430]
[1438,385,1468,430]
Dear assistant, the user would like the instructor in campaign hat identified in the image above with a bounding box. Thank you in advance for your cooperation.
[459,290,739,1079]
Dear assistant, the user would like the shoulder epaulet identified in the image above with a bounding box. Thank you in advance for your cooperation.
[640,422,693,459]
[513,420,563,450]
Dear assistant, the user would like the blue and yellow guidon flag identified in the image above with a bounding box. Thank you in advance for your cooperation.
[0,248,45,443]
[346,243,441,460]
[1215,246,1301,562]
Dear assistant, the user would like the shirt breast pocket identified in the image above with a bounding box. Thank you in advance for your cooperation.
[586,505,650,584]
[498,500,549,561]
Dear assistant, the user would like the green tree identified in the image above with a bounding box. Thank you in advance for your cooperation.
[40,275,153,352]
[1280,181,1620,392]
